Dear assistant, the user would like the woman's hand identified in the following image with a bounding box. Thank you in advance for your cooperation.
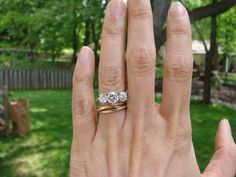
[70,0,236,176]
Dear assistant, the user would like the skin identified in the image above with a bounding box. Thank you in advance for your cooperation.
[70,0,236,177]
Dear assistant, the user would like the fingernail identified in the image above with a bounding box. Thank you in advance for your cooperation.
[110,0,126,18]
[170,2,186,17]
[79,46,91,64]
[223,119,232,135]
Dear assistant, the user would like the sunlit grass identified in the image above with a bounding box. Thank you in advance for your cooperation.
[0,90,235,176]
[0,90,72,177]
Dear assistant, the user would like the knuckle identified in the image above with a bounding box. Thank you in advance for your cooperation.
[127,46,156,76]
[102,19,124,39]
[70,154,87,176]
[163,134,176,148]
[130,9,152,20]
[164,56,193,84]
[133,133,144,147]
[174,126,192,154]
[168,23,190,38]
[73,70,90,83]
[70,164,84,177]
[164,125,192,154]
[100,66,123,90]
[129,1,152,20]
[72,96,94,119]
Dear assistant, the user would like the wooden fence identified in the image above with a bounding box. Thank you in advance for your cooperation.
[0,69,73,90]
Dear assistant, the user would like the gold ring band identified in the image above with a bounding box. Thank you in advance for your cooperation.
[97,103,127,114]
[97,102,126,110]
[97,105,127,114]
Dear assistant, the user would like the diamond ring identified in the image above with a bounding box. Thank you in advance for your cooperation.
[98,91,128,105]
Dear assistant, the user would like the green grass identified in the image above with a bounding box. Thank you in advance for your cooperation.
[155,67,164,80]
[190,101,236,170]
[0,90,236,176]
[0,90,72,177]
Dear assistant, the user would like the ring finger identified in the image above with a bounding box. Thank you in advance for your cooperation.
[97,0,127,136]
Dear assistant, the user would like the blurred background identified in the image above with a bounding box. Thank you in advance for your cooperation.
[0,0,235,176]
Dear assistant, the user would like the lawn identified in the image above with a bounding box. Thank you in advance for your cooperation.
[0,90,236,177]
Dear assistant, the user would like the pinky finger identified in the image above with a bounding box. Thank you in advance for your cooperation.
[71,46,96,150]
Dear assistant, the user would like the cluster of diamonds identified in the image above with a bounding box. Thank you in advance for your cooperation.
[98,92,128,105]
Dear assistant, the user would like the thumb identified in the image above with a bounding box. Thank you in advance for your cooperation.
[202,119,236,177]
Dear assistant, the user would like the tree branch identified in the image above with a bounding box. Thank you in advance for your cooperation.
[152,0,171,51]
[154,0,236,51]
[193,23,208,53]
[189,0,236,22]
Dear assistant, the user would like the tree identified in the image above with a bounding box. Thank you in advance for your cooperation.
[153,0,236,52]
[152,0,236,103]
[218,7,236,55]
[203,0,218,103]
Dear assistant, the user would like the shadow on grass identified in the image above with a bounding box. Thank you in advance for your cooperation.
[0,90,72,177]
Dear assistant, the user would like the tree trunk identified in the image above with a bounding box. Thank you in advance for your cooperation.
[91,22,100,67]
[72,0,78,64]
[29,43,35,63]
[72,23,78,64]
[152,0,171,52]
[203,0,217,103]
[83,20,90,46]
[52,52,56,62]
[189,0,236,22]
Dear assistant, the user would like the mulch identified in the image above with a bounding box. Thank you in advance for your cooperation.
[155,80,236,105]
[192,81,236,105]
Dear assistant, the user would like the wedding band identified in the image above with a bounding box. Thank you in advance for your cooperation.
[98,91,128,105]
[97,103,127,114]
[98,106,127,114]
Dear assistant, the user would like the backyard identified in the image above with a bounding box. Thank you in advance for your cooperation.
[1,0,236,176]
[0,90,236,177]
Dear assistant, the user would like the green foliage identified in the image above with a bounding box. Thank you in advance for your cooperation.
[184,1,236,56]
[0,0,235,64]
[0,0,106,62]
[218,6,236,54]
[0,90,236,176]
[212,71,224,89]
[224,73,236,86]
[182,0,211,10]
[155,67,164,80]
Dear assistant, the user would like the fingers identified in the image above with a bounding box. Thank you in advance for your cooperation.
[71,47,96,149]
[160,2,193,124]
[99,0,127,94]
[126,0,156,108]
[97,0,127,133]
[202,119,236,177]
[96,1,127,175]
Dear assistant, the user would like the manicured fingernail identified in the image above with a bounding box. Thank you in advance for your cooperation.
[110,0,126,18]
[170,2,186,17]
[79,46,91,64]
